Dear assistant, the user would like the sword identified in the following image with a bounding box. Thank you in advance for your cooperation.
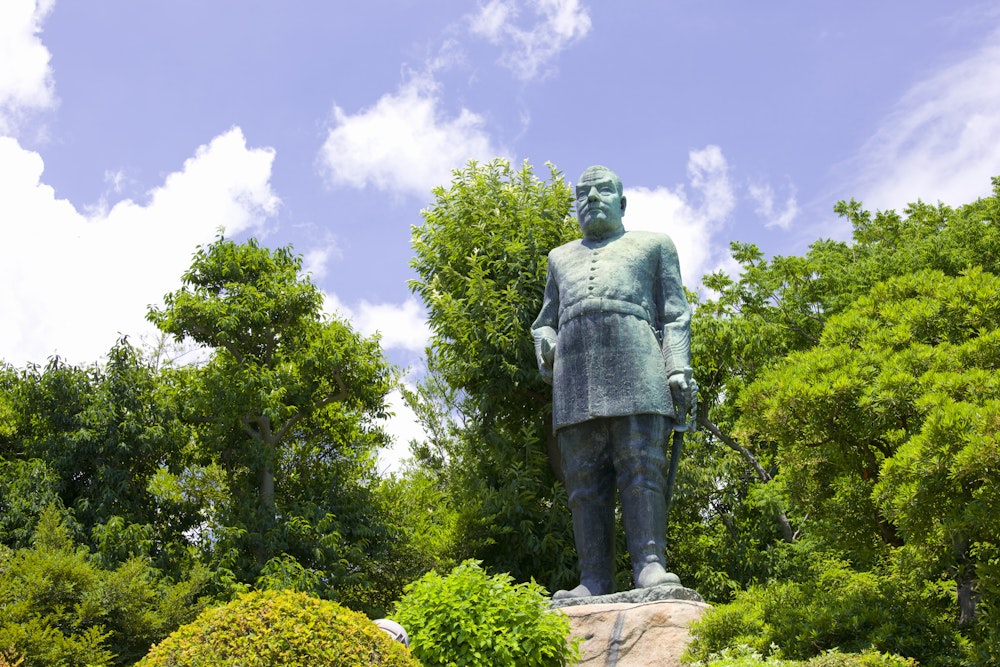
[665,367,697,520]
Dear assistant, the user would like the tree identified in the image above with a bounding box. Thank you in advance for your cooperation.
[673,177,1000,600]
[408,159,582,589]
[681,177,1000,663]
[0,340,198,570]
[0,506,209,667]
[148,236,395,593]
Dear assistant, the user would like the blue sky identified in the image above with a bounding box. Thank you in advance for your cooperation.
[3,1,1000,469]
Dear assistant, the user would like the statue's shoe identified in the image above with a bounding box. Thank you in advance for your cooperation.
[636,562,681,588]
[552,584,596,599]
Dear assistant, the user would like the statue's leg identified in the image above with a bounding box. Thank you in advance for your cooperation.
[554,420,616,599]
[612,414,681,589]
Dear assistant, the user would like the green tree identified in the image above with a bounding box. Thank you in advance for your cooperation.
[148,236,395,598]
[0,506,209,667]
[684,178,1000,664]
[408,159,581,590]
[0,341,198,571]
[674,177,1000,601]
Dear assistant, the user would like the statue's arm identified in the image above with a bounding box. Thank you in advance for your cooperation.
[531,262,559,385]
[656,237,695,423]
[656,237,691,377]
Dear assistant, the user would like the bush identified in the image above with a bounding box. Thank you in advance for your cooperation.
[392,559,579,667]
[685,557,959,666]
[685,644,918,666]
[137,589,419,667]
[0,506,208,667]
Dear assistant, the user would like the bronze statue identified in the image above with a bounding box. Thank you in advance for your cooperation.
[532,165,695,599]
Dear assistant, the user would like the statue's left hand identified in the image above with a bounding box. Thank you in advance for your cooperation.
[668,369,695,422]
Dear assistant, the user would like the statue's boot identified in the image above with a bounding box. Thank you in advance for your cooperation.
[553,499,615,599]
[621,484,680,589]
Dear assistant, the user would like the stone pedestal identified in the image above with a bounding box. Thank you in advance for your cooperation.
[551,586,710,667]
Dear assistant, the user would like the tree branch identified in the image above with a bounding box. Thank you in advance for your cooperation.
[699,414,772,482]
[699,413,796,542]
[272,372,349,444]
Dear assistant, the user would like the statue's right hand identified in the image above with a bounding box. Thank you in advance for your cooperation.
[538,337,556,385]
[540,337,556,366]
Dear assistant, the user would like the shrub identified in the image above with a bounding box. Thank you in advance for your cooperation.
[685,556,962,666]
[137,589,419,667]
[392,559,579,667]
[685,644,917,666]
[0,506,208,667]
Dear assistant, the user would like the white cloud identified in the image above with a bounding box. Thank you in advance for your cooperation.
[850,24,1000,211]
[747,181,799,230]
[323,294,432,476]
[324,293,431,354]
[319,74,506,198]
[0,0,56,135]
[623,145,736,287]
[301,244,340,281]
[470,0,515,39]
[0,127,279,367]
[469,0,591,81]
[376,386,426,476]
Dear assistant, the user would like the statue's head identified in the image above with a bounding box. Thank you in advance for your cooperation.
[575,165,626,240]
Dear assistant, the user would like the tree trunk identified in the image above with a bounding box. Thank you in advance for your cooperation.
[955,536,978,626]
[253,463,276,566]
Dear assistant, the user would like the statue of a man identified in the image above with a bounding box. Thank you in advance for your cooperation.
[532,165,694,599]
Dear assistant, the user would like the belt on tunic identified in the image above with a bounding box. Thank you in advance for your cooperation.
[558,297,653,328]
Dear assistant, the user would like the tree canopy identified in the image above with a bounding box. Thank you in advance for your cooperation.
[407,159,584,590]
[147,236,397,604]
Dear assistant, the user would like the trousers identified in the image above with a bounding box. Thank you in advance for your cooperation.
[558,414,670,594]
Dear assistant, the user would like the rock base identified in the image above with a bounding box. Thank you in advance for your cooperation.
[549,583,704,609]
[552,587,709,667]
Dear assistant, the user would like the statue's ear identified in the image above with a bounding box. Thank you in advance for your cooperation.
[620,195,627,216]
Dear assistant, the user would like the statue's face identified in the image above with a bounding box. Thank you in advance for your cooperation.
[575,168,625,240]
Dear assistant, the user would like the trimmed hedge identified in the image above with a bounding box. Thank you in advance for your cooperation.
[137,589,419,667]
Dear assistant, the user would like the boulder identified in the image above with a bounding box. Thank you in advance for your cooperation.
[557,597,710,667]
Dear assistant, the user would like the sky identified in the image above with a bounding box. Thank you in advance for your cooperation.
[3,0,1000,472]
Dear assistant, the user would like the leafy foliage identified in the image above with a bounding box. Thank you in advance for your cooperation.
[0,506,209,667]
[686,556,958,665]
[685,177,1000,664]
[374,464,460,585]
[685,645,917,667]
[407,159,581,590]
[392,560,579,667]
[0,341,196,566]
[148,236,397,600]
[137,589,419,667]
[0,647,25,667]
[736,268,1000,650]
[676,178,1000,589]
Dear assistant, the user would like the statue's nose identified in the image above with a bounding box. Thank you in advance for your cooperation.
[587,187,600,202]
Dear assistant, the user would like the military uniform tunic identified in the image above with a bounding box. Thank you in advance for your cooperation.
[531,230,691,431]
